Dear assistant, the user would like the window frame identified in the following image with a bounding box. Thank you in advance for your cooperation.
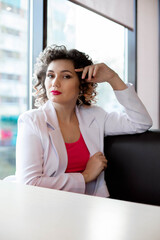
[127,0,137,90]
[28,0,47,109]
[30,0,137,109]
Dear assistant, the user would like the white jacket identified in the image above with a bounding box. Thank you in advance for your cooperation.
[5,84,152,197]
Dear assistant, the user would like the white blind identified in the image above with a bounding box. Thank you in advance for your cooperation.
[69,0,134,30]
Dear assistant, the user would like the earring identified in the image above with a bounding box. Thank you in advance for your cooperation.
[77,90,83,105]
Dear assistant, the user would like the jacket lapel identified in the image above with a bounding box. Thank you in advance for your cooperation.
[76,106,100,156]
[42,101,68,174]
[76,106,102,195]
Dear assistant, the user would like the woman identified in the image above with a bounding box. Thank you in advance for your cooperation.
[7,45,152,197]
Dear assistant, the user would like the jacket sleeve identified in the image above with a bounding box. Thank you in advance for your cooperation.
[16,113,85,194]
[104,84,153,136]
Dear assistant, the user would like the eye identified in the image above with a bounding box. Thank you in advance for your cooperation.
[47,73,54,79]
[64,75,71,79]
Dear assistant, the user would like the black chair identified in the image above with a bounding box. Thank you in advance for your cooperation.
[104,130,160,206]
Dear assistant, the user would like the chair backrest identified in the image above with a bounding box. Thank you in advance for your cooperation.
[104,130,160,206]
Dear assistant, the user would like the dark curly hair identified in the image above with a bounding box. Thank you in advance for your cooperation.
[33,45,97,107]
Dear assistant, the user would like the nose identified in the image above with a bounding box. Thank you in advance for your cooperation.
[52,75,60,87]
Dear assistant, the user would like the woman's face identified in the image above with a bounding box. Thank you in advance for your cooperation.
[45,59,80,107]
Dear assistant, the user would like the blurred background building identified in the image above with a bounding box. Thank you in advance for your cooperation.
[0,0,28,178]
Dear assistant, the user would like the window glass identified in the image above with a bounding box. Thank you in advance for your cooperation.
[47,0,127,112]
[0,0,29,179]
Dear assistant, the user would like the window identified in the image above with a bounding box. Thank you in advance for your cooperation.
[0,0,136,179]
[0,0,29,179]
[47,0,128,112]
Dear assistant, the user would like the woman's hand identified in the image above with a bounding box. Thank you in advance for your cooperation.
[75,63,127,90]
[82,152,108,183]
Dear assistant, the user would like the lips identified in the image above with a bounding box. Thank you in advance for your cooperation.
[51,90,62,95]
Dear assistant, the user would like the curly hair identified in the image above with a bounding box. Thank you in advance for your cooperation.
[33,45,98,107]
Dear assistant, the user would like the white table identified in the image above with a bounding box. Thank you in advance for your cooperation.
[0,180,160,240]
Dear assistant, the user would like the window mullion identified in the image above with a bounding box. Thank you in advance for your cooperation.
[29,0,44,109]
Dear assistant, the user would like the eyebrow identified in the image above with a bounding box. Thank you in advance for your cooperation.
[47,70,73,74]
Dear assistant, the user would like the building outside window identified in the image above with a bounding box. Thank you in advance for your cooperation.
[0,0,29,179]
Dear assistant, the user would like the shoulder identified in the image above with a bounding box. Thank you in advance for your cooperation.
[79,104,106,116]
[78,105,107,126]
[18,106,44,123]
[17,106,48,136]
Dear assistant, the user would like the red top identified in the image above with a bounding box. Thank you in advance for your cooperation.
[65,133,90,173]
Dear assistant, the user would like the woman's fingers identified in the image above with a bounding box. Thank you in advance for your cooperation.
[94,152,108,168]
[100,155,108,169]
[93,64,98,78]
[82,152,108,183]
[88,65,95,80]
[75,65,97,80]
[82,66,90,79]
[75,67,88,79]
[75,68,84,72]
[102,157,108,168]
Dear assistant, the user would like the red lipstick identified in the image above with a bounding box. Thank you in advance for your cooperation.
[51,90,62,95]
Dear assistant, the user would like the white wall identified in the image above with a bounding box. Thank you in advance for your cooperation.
[137,0,159,128]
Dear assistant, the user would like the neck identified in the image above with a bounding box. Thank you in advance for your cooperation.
[53,103,77,124]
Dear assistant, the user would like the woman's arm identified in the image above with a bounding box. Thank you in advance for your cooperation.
[103,84,153,135]
[75,62,127,90]
[75,63,152,134]
[82,152,107,183]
